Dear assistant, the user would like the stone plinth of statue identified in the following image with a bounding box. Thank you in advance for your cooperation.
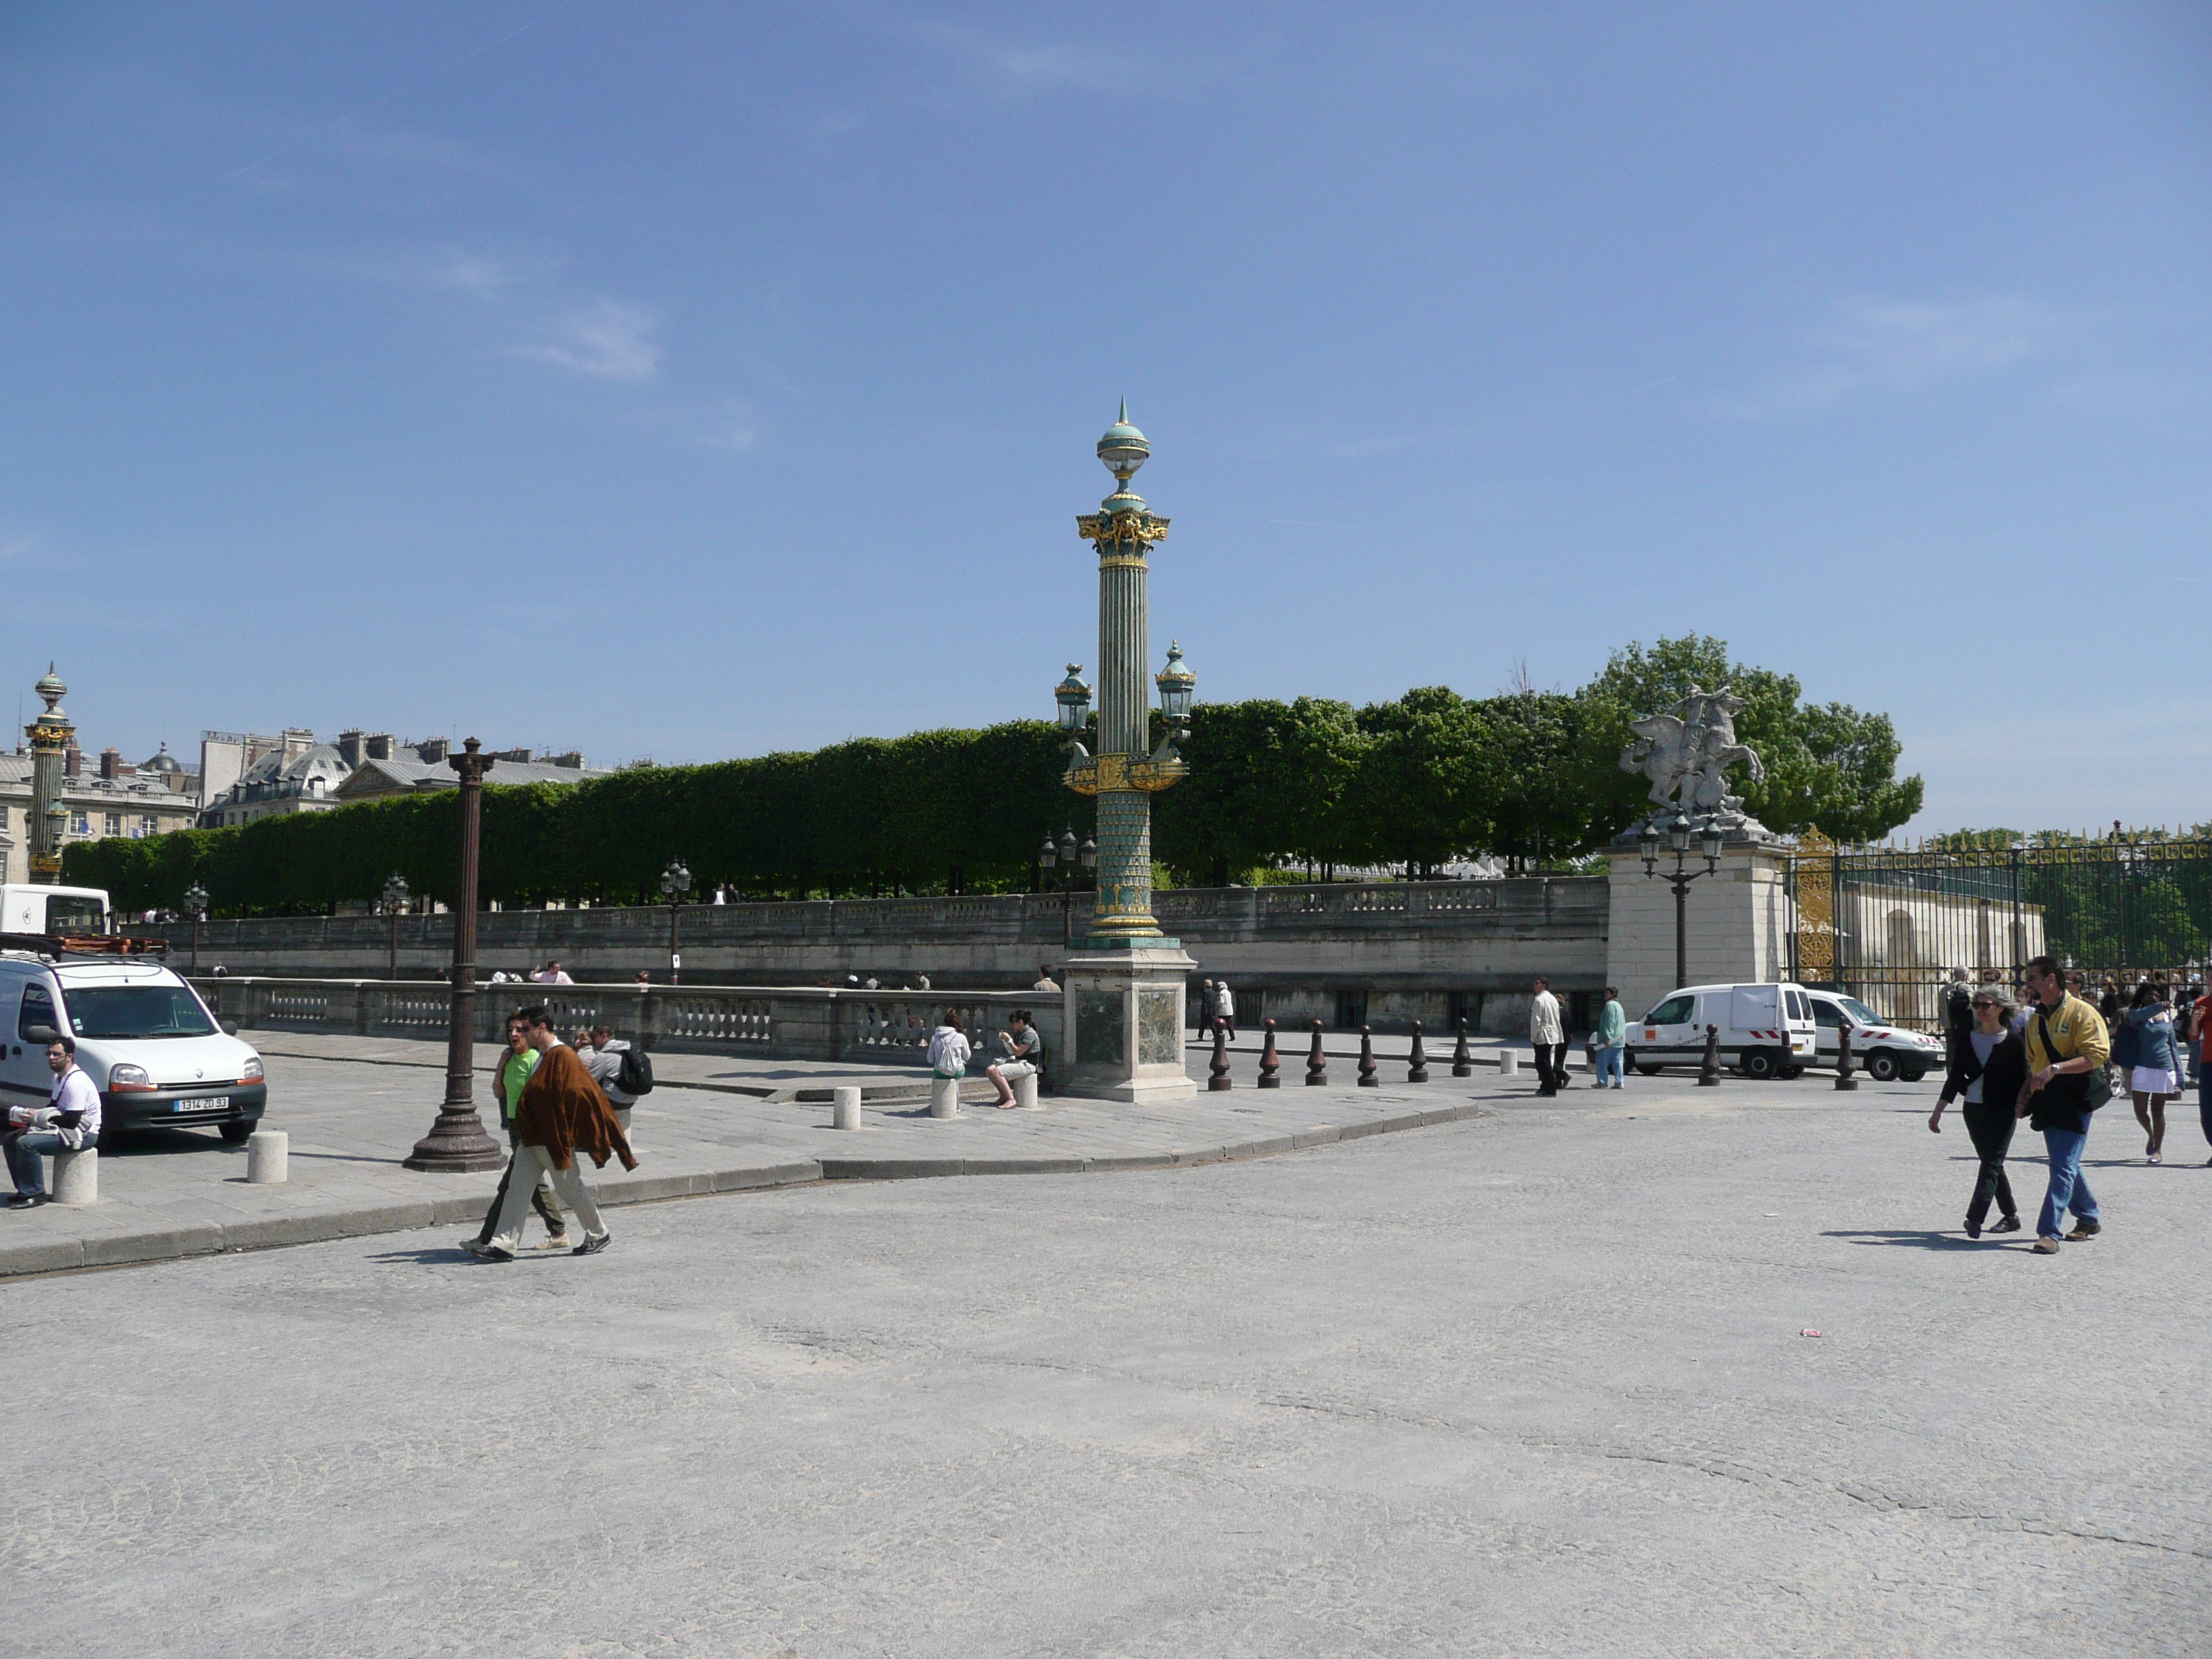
[1061,941,1197,1105]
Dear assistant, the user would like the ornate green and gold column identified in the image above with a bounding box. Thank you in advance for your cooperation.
[26,665,73,886]
[1055,407,1198,1104]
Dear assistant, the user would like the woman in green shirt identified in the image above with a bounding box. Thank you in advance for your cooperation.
[1593,988,1627,1089]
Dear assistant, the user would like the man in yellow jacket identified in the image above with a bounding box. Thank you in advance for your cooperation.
[2018,955,2112,1254]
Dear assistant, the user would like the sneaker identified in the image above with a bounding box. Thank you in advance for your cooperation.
[1990,1215,2022,1233]
[2149,1152,2163,1166]
[461,1237,493,1256]
[475,1245,516,1263]
[542,1235,574,1251]
[2065,1222,2100,1241]
[1964,1216,1982,1239]
[2032,1238,2061,1254]
[572,1233,611,1256]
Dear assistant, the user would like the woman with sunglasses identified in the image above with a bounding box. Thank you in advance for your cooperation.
[1929,988,2030,1238]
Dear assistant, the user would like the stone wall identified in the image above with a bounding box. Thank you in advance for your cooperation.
[143,876,1611,1036]
[1603,844,1795,1022]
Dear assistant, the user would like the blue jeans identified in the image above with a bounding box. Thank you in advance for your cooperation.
[4,1130,90,1198]
[2199,1069,2212,1148]
[2037,1128,2098,1241]
[1594,1045,1624,1087]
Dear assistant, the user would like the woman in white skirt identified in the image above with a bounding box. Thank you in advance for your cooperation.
[2124,981,2185,1164]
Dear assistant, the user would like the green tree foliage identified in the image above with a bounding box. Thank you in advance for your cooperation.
[63,637,1924,912]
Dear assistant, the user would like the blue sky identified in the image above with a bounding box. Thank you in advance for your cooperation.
[3,2,2207,835]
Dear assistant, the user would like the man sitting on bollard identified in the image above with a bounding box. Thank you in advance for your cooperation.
[470,1004,634,1262]
[4,1038,100,1209]
[985,1010,1045,1108]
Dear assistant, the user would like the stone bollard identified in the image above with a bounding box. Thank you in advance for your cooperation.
[1208,1020,1233,1092]
[1451,1017,1473,1078]
[50,1146,96,1207]
[1257,1019,1281,1089]
[246,1130,289,1184]
[832,1085,863,1130]
[1499,1049,1519,1077]
[1010,1071,1040,1110]
[928,1076,961,1118]
[1305,1019,1328,1087]
[1357,1026,1378,1087]
[1407,1020,1429,1084]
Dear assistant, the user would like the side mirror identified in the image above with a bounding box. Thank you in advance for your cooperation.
[23,1025,57,1045]
[221,1020,239,1037]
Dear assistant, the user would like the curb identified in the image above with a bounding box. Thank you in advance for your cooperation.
[0,1102,1496,1280]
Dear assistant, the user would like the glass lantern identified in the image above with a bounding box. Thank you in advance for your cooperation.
[1054,665,1093,733]
[1155,641,1196,721]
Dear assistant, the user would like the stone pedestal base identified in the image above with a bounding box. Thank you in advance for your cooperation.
[928,1076,961,1119]
[247,1130,288,1184]
[1061,943,1197,1105]
[51,1146,96,1206]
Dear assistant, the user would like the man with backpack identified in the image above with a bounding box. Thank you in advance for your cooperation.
[578,1022,652,1138]
[2018,954,2113,1254]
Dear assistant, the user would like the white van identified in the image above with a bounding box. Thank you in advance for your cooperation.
[1625,981,1820,1080]
[0,949,266,1141]
[0,884,109,938]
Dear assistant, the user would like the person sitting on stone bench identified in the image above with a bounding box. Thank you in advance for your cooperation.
[985,1010,1045,1109]
[5,1037,101,1210]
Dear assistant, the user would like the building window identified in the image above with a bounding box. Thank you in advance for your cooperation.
[104,812,122,836]
[71,812,90,835]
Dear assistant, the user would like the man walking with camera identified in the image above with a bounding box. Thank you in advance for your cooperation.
[2018,954,2111,1254]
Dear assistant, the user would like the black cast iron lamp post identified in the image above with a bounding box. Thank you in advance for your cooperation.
[405,737,504,1174]
[660,857,692,984]
[183,882,208,974]
[380,872,410,981]
[1642,809,1725,994]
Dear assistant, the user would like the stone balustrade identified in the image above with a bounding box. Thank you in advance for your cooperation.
[194,976,1067,1070]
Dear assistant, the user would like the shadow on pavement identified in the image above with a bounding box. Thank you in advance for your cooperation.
[1822,1229,1992,1251]
[96,1128,246,1159]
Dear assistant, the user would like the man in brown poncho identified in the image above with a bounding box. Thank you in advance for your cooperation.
[470,1004,637,1262]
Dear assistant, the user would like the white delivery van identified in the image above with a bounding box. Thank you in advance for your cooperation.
[0,885,109,937]
[1802,989,1943,1083]
[0,948,266,1141]
[1624,981,1820,1080]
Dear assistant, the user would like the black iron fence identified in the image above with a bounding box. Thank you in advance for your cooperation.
[1791,835,2212,1031]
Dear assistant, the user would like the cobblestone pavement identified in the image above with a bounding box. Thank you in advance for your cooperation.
[6,1078,2208,1657]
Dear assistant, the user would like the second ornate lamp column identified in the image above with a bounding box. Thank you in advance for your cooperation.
[1056,405,1198,1104]
[405,737,507,1172]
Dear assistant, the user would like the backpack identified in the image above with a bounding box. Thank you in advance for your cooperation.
[616,1046,655,1097]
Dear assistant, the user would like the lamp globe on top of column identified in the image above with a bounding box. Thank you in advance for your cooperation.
[381,872,410,914]
[660,858,693,904]
[1097,398,1150,485]
[184,881,210,918]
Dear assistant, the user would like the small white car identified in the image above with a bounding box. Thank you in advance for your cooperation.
[1625,981,1820,1080]
[0,950,266,1140]
[1802,989,1943,1084]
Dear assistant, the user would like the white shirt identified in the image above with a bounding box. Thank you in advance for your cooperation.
[1529,990,1564,1046]
[48,1065,102,1146]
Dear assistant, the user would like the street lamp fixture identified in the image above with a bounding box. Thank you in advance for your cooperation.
[660,857,693,985]
[183,881,209,974]
[1055,665,1093,737]
[380,872,410,981]
[1642,813,1725,993]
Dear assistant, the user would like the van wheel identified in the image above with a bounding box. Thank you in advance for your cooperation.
[1863,1051,1900,1083]
[1899,1066,1928,1084]
[1740,1048,1781,1080]
[1779,1066,1804,1081]
[1635,1064,1660,1076]
[219,1121,256,1145]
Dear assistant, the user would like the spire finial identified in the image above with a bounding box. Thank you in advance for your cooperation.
[1118,395,1128,424]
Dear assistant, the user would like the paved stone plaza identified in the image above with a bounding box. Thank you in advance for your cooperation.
[6,1064,2209,1657]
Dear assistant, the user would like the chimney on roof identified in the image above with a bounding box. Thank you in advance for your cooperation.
[64,745,84,778]
[336,729,366,770]
[493,746,532,763]
[281,727,315,763]
[365,732,394,762]
[100,747,132,780]
[549,751,585,769]
[419,737,450,763]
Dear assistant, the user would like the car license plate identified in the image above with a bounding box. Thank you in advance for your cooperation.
[171,1096,230,1113]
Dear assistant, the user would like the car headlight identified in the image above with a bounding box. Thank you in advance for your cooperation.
[240,1056,264,1080]
[107,1064,156,1093]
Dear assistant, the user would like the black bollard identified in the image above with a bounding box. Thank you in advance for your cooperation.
[1209,1018,1233,1091]
[1451,1015,1472,1077]
[1257,1018,1281,1088]
[1305,1019,1328,1086]
[1357,1025,1379,1087]
[1697,1022,1722,1087]
[1834,1019,1860,1091]
[1407,1020,1429,1083]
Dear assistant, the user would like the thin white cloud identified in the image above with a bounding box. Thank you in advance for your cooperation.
[507,302,662,382]
[1720,293,2070,418]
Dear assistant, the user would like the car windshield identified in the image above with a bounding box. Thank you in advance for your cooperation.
[63,985,217,1040]
[45,896,106,934]
[1836,997,1882,1025]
